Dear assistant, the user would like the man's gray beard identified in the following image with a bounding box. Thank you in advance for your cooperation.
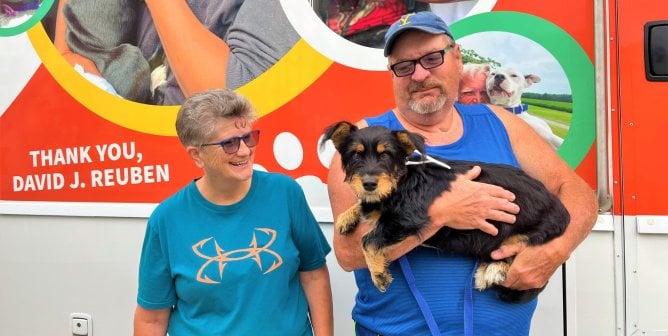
[408,95,448,115]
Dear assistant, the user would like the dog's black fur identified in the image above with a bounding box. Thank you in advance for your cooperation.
[323,121,570,303]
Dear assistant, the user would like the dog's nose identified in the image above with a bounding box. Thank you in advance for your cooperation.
[362,176,378,191]
[494,74,505,82]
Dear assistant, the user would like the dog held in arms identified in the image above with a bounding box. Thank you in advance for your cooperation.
[323,121,570,303]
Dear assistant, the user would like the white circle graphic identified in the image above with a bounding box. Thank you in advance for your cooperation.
[273,132,304,171]
[317,135,336,169]
[279,0,497,71]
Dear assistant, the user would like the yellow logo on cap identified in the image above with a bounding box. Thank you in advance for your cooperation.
[399,13,415,26]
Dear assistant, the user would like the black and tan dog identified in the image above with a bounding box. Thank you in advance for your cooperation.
[323,121,570,303]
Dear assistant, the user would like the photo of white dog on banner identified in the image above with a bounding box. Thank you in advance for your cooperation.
[486,66,565,149]
[458,32,571,151]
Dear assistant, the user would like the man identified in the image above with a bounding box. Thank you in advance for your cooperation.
[327,11,598,335]
[459,63,491,104]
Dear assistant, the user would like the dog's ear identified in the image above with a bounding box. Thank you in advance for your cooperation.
[394,130,425,156]
[482,63,491,75]
[524,74,541,86]
[321,121,357,152]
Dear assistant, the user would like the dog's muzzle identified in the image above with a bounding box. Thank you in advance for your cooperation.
[362,175,378,191]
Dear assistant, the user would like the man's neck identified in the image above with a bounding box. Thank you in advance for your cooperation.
[394,104,463,146]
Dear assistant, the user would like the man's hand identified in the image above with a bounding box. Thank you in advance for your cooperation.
[491,239,569,290]
[428,165,519,236]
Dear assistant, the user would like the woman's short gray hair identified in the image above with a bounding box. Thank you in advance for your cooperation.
[175,89,257,146]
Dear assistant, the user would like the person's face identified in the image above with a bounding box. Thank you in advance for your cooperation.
[388,30,462,115]
[459,72,490,104]
[192,117,256,183]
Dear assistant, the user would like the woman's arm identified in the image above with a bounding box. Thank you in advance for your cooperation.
[299,265,333,336]
[133,306,170,336]
[143,0,230,97]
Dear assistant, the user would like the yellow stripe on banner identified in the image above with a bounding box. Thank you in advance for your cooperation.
[27,25,332,136]
[27,24,177,136]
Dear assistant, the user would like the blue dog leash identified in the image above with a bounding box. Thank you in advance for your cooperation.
[398,256,478,336]
[464,259,479,336]
[398,255,441,336]
[402,150,476,335]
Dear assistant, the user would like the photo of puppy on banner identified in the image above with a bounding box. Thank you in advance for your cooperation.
[486,66,565,150]
[458,31,572,151]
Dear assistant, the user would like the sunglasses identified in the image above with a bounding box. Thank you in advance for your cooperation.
[200,130,260,154]
[389,45,455,77]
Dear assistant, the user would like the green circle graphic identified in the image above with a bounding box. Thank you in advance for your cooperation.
[0,0,55,37]
[451,11,595,169]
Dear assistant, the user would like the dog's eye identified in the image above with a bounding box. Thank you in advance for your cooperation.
[379,152,390,160]
[352,152,362,159]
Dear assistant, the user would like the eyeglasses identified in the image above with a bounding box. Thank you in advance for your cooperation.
[200,130,260,154]
[389,46,455,77]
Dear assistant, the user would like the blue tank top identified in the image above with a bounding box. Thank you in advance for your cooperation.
[354,104,536,336]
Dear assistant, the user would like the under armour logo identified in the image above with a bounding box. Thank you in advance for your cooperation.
[192,228,283,284]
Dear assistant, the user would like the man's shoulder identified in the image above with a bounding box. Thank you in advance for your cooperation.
[365,109,400,128]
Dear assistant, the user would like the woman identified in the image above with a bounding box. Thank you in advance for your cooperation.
[134,89,333,335]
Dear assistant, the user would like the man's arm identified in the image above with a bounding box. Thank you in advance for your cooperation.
[133,306,170,336]
[299,265,333,336]
[490,105,599,290]
[426,165,520,234]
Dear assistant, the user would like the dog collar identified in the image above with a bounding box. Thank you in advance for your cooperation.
[504,104,529,114]
[406,150,451,170]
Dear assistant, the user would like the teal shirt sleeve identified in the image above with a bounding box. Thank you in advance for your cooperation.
[136,214,177,309]
[286,179,331,272]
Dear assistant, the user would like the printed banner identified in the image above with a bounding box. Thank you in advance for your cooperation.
[0,0,596,220]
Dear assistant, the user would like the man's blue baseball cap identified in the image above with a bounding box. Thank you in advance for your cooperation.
[383,11,454,57]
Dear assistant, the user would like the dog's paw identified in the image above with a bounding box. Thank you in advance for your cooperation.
[363,245,392,291]
[372,271,393,292]
[336,222,357,235]
[474,261,509,290]
[335,205,361,235]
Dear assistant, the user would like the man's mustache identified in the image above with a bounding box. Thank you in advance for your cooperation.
[408,80,443,93]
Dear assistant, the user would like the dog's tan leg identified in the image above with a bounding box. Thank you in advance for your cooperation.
[474,261,510,290]
[335,204,361,235]
[503,234,529,246]
[475,234,530,290]
[363,245,392,292]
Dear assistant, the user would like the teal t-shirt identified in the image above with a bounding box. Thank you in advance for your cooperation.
[137,170,331,335]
